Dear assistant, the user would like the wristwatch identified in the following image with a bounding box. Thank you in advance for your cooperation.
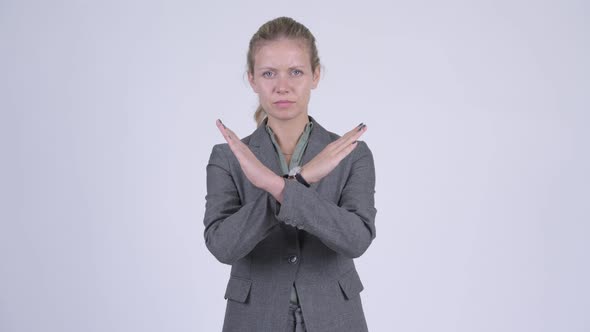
[284,166,311,188]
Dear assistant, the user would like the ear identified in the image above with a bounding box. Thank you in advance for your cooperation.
[248,71,259,93]
[311,66,321,89]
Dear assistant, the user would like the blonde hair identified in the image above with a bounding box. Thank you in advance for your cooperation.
[247,17,321,126]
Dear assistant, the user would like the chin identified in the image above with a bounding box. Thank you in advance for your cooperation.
[266,107,306,122]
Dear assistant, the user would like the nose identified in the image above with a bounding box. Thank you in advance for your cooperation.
[274,75,290,94]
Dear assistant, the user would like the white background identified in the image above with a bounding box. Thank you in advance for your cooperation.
[1,0,589,331]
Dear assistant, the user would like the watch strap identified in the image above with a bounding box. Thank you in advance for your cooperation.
[283,171,311,188]
[294,172,311,188]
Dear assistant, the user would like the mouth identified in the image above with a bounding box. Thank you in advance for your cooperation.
[273,100,295,108]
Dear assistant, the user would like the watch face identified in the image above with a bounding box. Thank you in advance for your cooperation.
[289,166,301,176]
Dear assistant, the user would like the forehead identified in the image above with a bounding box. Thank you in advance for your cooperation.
[254,38,311,69]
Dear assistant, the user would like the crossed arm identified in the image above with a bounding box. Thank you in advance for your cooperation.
[203,121,376,264]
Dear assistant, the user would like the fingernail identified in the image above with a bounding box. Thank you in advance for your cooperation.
[218,119,226,128]
[357,122,364,127]
[357,124,366,132]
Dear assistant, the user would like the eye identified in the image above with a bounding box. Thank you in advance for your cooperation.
[291,69,303,76]
[262,71,274,78]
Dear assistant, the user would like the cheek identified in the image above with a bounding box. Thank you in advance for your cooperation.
[260,86,273,98]
[259,82,273,94]
[299,79,314,91]
[258,89,274,104]
[298,83,313,97]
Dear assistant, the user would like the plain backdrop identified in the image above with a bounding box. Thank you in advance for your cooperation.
[1,0,589,331]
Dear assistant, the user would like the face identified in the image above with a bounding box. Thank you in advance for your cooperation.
[248,38,320,123]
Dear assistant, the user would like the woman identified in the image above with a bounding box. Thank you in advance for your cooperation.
[204,16,377,332]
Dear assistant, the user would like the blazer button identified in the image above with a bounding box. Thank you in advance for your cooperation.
[287,255,298,264]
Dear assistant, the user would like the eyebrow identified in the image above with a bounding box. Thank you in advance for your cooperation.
[256,65,305,71]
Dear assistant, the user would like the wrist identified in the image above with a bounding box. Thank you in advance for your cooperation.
[265,174,285,202]
[286,166,311,187]
[299,168,313,184]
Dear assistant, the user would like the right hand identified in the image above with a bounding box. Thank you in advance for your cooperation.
[300,123,367,184]
[215,119,283,195]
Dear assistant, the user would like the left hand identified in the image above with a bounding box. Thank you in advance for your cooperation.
[300,123,367,184]
[216,119,285,201]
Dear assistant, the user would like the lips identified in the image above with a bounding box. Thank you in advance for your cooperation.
[273,100,295,109]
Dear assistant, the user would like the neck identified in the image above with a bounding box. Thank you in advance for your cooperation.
[267,114,310,154]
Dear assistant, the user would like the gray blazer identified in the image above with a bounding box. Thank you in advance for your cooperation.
[204,116,377,332]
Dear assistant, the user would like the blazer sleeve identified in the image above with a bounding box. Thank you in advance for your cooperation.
[203,143,280,265]
[275,140,377,258]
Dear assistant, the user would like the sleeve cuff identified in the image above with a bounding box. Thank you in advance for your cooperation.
[274,179,308,229]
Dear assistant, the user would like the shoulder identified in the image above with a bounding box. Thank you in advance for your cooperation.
[209,142,229,156]
[207,143,229,168]
[351,140,373,165]
[208,130,255,165]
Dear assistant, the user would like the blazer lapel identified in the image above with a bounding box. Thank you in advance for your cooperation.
[301,116,332,165]
[248,121,283,176]
[248,116,333,182]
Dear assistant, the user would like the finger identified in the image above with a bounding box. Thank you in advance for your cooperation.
[224,126,241,141]
[216,119,243,143]
[334,137,361,161]
[324,123,363,152]
[340,123,365,141]
[217,120,240,141]
[216,118,225,129]
[216,119,231,143]
[333,124,367,151]
[216,120,243,159]
[217,120,251,161]
[337,123,365,144]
